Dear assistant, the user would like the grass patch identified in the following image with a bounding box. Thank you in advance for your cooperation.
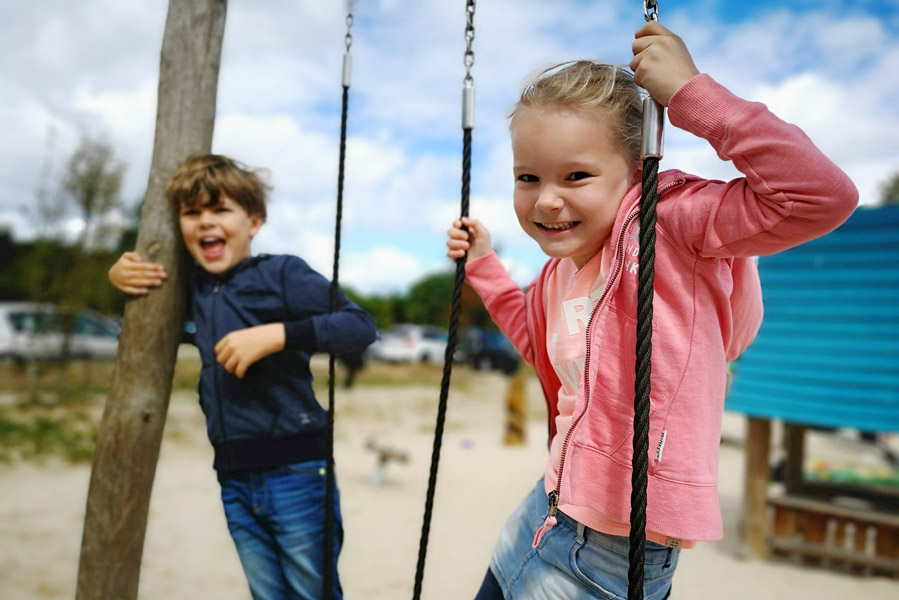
[0,355,534,465]
[0,406,97,463]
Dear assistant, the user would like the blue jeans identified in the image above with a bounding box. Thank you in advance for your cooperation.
[219,460,343,600]
[488,478,678,599]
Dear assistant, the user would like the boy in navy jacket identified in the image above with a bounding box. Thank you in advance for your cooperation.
[110,154,376,599]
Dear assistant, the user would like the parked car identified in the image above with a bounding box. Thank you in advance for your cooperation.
[367,324,448,364]
[0,302,59,362]
[0,302,119,362]
[457,327,520,374]
[69,311,120,360]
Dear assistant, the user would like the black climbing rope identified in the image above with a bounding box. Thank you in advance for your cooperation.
[412,2,476,599]
[629,2,663,599]
[325,4,354,598]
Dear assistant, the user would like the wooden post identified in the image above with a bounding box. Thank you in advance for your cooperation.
[783,422,807,496]
[742,416,771,558]
[76,2,227,599]
[504,373,526,446]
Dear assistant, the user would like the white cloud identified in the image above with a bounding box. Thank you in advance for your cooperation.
[340,246,426,294]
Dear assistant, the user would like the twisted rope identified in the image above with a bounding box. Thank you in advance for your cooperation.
[412,126,471,600]
[324,82,349,600]
[629,156,659,600]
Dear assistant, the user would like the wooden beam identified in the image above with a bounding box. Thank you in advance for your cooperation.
[783,422,806,495]
[742,416,771,558]
[75,2,227,599]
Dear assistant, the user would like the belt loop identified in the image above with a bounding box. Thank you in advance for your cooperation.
[576,522,586,544]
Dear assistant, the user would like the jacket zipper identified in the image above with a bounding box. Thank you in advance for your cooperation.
[211,281,234,470]
[547,178,685,520]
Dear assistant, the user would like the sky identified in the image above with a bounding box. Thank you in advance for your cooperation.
[1,0,897,294]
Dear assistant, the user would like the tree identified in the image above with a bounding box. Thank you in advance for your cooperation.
[406,271,456,326]
[18,136,128,316]
[76,1,227,599]
[881,172,899,206]
[62,136,125,250]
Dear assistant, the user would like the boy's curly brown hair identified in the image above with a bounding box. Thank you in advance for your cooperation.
[166,154,270,220]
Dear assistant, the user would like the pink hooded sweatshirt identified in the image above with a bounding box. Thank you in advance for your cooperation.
[464,74,858,541]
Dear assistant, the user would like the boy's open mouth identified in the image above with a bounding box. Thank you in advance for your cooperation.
[537,221,578,231]
[199,236,225,258]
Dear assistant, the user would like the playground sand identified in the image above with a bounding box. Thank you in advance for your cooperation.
[1,357,897,599]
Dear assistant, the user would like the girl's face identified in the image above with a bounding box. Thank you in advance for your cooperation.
[178,194,262,275]
[512,106,636,269]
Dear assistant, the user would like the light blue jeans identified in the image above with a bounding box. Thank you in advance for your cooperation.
[489,478,678,599]
[219,459,343,600]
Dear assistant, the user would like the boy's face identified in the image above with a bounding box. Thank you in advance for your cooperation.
[512,106,636,269]
[178,194,262,275]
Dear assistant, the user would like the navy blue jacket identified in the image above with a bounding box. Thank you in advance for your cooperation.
[190,254,377,473]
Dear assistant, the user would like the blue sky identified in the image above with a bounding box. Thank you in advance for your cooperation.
[1,0,897,294]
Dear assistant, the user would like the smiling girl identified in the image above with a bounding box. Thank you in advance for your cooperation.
[447,22,857,600]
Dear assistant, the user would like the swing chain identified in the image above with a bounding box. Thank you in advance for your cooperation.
[463,0,476,84]
[345,4,354,52]
[643,0,659,22]
[342,2,354,87]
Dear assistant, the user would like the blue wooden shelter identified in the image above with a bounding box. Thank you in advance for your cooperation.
[727,205,899,433]
[727,205,899,575]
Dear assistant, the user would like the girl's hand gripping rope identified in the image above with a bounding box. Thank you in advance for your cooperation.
[630,21,699,107]
[446,216,493,261]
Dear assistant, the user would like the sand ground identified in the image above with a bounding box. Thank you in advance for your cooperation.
[1,358,897,599]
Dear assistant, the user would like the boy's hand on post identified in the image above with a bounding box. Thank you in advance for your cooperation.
[214,323,286,379]
[108,251,168,295]
[630,21,699,107]
[446,217,493,261]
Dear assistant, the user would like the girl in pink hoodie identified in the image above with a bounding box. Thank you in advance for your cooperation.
[447,22,857,600]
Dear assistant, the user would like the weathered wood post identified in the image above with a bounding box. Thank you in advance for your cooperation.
[503,373,526,446]
[741,416,772,558]
[76,1,227,598]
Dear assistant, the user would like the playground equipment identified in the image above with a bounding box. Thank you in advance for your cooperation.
[728,205,899,577]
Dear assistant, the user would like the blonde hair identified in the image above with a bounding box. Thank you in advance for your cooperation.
[509,62,644,165]
[166,154,270,220]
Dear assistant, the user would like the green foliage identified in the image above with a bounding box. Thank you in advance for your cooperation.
[0,408,97,463]
[0,136,132,314]
[4,239,126,314]
[405,270,456,327]
[882,172,899,206]
[341,287,401,330]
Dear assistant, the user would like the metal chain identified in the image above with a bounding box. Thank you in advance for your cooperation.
[643,0,659,22]
[463,0,476,83]
[345,2,354,52]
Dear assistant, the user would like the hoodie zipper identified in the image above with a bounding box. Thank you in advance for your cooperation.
[536,178,685,543]
[211,281,235,470]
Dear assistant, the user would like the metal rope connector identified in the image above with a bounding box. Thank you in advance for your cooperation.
[640,97,664,160]
[461,0,476,130]
[462,80,474,131]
